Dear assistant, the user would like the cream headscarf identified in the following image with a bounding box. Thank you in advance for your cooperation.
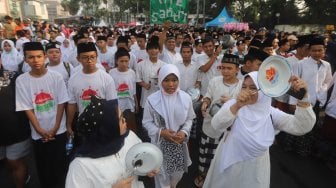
[147,64,191,131]
[1,40,23,72]
[219,71,275,172]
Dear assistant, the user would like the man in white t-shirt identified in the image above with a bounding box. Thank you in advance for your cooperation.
[132,33,148,64]
[107,33,117,52]
[96,35,115,71]
[175,42,201,91]
[45,42,73,85]
[195,54,243,186]
[192,38,204,62]
[66,42,117,136]
[158,24,182,64]
[15,42,69,188]
[110,36,137,71]
[109,48,138,133]
[66,33,89,67]
[136,38,166,109]
[196,38,223,96]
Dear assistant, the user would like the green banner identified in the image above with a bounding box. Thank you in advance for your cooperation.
[150,0,189,24]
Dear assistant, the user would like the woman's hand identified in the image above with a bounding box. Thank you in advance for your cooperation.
[160,129,178,143]
[172,131,186,144]
[289,75,308,98]
[236,90,257,107]
[112,176,134,188]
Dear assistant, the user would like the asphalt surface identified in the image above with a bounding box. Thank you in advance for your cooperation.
[1,142,336,188]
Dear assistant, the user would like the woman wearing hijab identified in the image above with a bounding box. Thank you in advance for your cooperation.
[55,36,72,62]
[1,39,23,71]
[203,71,316,188]
[66,96,158,188]
[143,64,196,188]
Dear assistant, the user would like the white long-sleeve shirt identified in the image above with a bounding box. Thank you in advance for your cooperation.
[290,57,332,106]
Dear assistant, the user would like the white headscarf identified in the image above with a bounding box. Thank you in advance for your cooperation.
[1,40,23,72]
[55,35,72,62]
[147,64,191,131]
[219,71,275,172]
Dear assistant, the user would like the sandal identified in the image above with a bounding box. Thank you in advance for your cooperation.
[194,175,205,188]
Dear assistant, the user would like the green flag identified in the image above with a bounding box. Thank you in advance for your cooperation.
[150,0,189,24]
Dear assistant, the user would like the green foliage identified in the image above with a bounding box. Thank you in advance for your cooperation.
[61,0,80,15]
[301,0,336,24]
[61,0,336,26]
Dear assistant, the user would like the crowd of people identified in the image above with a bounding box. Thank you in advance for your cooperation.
[0,14,336,188]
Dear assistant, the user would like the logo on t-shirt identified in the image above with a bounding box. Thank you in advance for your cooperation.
[117,83,130,98]
[137,59,143,63]
[101,61,109,68]
[81,87,99,108]
[34,91,54,112]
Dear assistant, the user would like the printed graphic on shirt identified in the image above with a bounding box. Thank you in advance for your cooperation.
[117,83,131,98]
[80,87,99,108]
[101,61,109,69]
[137,59,143,63]
[34,91,54,112]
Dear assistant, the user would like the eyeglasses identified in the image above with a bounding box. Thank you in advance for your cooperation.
[81,55,97,61]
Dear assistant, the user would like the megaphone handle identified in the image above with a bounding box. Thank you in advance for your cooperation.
[286,88,306,100]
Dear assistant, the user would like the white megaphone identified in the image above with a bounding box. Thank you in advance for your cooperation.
[257,55,292,97]
[125,143,163,176]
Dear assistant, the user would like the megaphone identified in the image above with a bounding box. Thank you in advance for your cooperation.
[257,55,292,97]
[125,143,163,176]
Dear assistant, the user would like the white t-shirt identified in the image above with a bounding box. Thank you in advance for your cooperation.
[159,47,182,64]
[97,48,115,68]
[290,57,333,106]
[68,69,117,114]
[46,61,74,86]
[108,46,117,54]
[67,48,81,67]
[65,131,144,188]
[192,51,205,62]
[174,60,201,91]
[130,43,140,51]
[109,68,136,112]
[132,49,148,64]
[196,54,223,96]
[15,70,69,140]
[136,59,166,107]
[15,37,30,55]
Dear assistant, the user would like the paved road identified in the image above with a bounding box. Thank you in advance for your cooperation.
[1,143,336,188]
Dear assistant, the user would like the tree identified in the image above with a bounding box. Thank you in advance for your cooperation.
[61,0,80,15]
[300,0,336,24]
[113,0,149,22]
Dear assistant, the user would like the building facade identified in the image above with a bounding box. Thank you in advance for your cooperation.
[45,0,69,22]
